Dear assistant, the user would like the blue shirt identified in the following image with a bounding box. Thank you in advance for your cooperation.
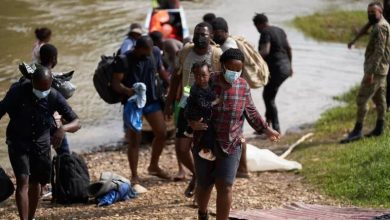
[114,47,163,105]
[120,37,137,55]
[0,80,78,151]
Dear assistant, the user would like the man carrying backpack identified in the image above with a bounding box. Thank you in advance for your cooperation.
[253,13,293,133]
[112,36,171,184]
[164,22,222,197]
[0,66,80,220]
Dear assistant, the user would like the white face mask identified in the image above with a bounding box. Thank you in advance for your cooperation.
[33,88,51,99]
[223,68,242,84]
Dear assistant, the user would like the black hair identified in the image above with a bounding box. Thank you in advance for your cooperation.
[191,60,211,72]
[252,13,268,25]
[368,1,384,10]
[35,27,52,42]
[212,17,229,32]
[195,22,213,33]
[39,44,57,66]
[135,36,154,49]
[220,48,245,64]
[149,31,163,44]
[203,13,216,24]
[32,65,52,82]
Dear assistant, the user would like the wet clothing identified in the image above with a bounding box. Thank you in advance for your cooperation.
[211,75,268,155]
[193,143,241,188]
[184,84,216,149]
[357,75,387,123]
[259,26,291,132]
[364,18,390,76]
[114,47,163,106]
[123,101,161,132]
[0,81,78,183]
[259,26,292,77]
[263,74,289,132]
[119,37,137,55]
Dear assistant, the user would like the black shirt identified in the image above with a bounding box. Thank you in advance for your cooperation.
[185,84,216,123]
[114,47,163,105]
[259,26,291,76]
[0,80,78,151]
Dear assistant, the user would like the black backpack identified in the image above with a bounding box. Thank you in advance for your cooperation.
[93,54,128,104]
[51,152,90,204]
[0,167,14,203]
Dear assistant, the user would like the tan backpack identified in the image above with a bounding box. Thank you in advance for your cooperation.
[232,36,269,88]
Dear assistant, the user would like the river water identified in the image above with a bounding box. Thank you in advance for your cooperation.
[0,0,368,167]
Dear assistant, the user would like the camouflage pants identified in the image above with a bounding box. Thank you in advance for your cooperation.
[356,75,387,123]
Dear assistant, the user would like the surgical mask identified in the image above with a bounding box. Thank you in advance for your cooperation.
[368,14,380,24]
[193,35,209,49]
[33,88,51,99]
[213,36,226,45]
[223,68,242,84]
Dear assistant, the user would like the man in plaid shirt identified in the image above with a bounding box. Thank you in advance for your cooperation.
[190,49,280,220]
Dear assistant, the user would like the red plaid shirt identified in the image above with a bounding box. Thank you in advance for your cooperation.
[212,75,268,155]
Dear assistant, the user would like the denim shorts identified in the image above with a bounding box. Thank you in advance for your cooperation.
[192,143,242,188]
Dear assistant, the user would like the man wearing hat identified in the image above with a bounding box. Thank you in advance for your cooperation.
[120,23,144,54]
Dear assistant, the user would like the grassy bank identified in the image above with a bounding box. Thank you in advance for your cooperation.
[290,88,390,208]
[293,10,369,46]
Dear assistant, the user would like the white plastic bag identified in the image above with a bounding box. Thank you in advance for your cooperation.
[246,144,302,172]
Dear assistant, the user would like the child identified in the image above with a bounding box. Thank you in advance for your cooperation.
[32,27,52,64]
[184,60,219,161]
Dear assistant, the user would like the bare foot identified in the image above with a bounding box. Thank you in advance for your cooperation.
[147,167,172,180]
[131,175,140,185]
[174,170,186,182]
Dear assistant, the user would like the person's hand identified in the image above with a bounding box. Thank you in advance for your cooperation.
[264,127,281,142]
[211,97,221,106]
[164,104,173,121]
[189,118,208,131]
[52,126,65,149]
[364,74,374,85]
[348,41,355,49]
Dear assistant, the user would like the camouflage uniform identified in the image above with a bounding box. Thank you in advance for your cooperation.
[357,17,390,123]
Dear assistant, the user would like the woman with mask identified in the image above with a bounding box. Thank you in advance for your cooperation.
[189,48,280,220]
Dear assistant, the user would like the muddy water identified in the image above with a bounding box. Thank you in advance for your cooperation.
[0,0,368,167]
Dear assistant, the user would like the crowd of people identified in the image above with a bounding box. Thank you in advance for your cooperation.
[1,1,390,220]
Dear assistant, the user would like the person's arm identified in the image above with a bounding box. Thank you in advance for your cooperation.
[244,86,280,141]
[348,22,371,49]
[111,72,135,97]
[285,35,293,76]
[52,93,82,147]
[0,87,15,120]
[259,42,271,58]
[164,69,181,119]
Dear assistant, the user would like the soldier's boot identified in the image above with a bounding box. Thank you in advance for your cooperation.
[340,122,363,144]
[365,120,384,138]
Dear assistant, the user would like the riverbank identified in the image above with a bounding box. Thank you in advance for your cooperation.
[290,8,390,208]
[0,136,336,220]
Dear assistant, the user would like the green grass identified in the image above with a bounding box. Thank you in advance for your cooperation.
[290,87,390,208]
[293,10,369,47]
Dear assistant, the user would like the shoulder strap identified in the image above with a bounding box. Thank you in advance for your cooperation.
[211,46,222,72]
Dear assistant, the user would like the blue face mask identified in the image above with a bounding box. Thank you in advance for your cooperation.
[223,68,242,84]
[33,88,51,99]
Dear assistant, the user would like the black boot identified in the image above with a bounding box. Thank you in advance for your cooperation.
[365,120,384,138]
[198,211,209,220]
[340,122,363,144]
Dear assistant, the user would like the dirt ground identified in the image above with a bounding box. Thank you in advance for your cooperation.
[0,136,336,220]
